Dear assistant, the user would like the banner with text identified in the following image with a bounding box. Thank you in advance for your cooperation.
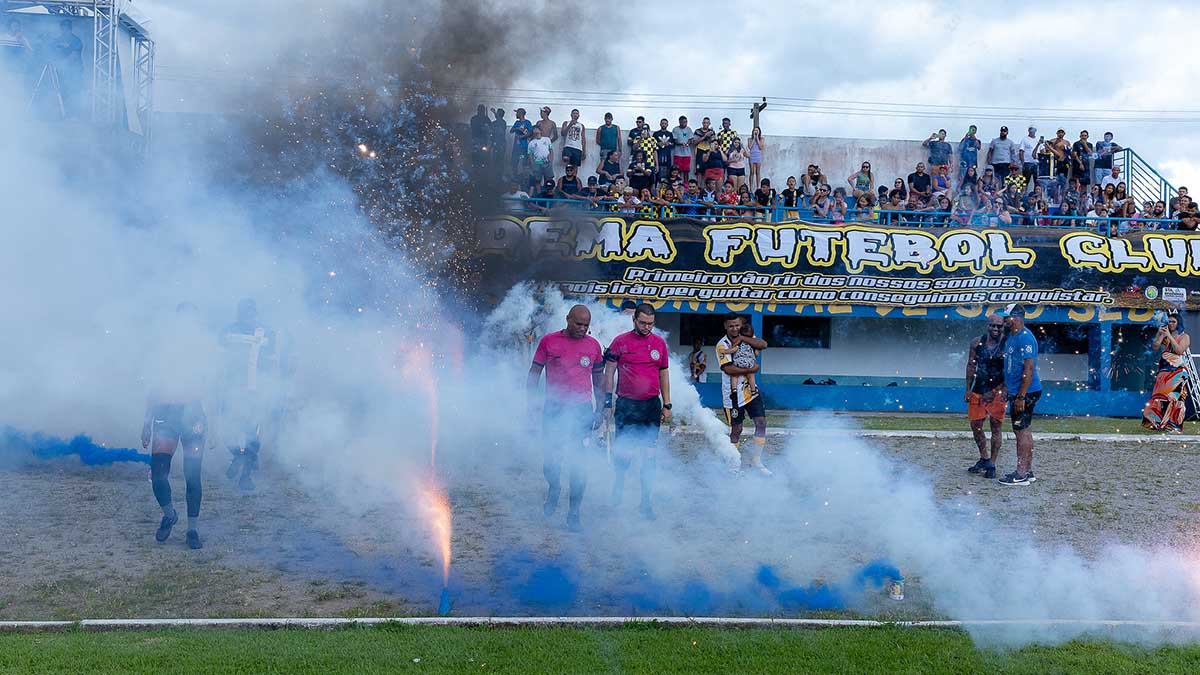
[474,216,1199,310]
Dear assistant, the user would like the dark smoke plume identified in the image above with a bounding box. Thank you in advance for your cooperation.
[211,1,602,301]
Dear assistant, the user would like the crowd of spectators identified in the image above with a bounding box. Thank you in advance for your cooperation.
[470,105,1191,233]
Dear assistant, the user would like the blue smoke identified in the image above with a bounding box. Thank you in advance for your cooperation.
[483,549,903,616]
[1,426,150,466]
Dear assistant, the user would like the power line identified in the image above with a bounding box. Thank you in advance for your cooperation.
[151,70,1200,123]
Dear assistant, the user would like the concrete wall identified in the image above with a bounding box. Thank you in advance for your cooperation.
[654,313,1087,386]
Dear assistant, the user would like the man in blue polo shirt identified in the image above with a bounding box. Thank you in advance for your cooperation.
[996,304,1042,486]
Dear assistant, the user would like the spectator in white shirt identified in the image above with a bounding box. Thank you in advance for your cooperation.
[1100,166,1123,190]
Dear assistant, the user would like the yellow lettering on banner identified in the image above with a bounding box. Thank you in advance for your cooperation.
[1127,308,1155,322]
[726,302,750,312]
[1099,308,1123,322]
[671,301,682,310]
[875,306,896,317]
[705,302,716,311]
[1067,306,1095,322]
[813,305,825,314]
[828,305,852,314]
[753,303,764,311]
[1024,305,1045,320]
[766,303,777,312]
[902,307,928,317]
[956,306,983,318]
[687,301,700,311]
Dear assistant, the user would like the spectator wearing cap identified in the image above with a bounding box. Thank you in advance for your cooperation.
[560,108,587,168]
[958,125,982,180]
[534,178,559,214]
[1093,131,1123,185]
[509,108,534,177]
[556,163,586,201]
[671,116,695,178]
[581,175,607,210]
[922,129,953,174]
[1017,126,1041,193]
[986,126,1017,181]
[595,113,621,166]
[535,106,558,143]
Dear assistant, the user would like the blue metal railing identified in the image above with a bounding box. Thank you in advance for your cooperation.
[1114,148,1178,208]
[503,198,1181,235]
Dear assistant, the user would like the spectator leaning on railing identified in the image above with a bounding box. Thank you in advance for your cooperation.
[485,106,1175,232]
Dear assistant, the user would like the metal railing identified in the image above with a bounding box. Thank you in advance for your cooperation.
[1114,148,1178,209]
[502,198,1182,235]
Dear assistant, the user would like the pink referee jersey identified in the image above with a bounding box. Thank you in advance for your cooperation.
[604,330,670,401]
[532,330,603,404]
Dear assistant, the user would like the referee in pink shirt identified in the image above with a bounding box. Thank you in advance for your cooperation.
[602,303,672,520]
[527,305,604,531]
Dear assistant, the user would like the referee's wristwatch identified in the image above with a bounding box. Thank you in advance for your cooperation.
[662,403,672,410]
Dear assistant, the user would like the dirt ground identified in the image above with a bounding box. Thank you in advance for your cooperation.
[2,430,1199,621]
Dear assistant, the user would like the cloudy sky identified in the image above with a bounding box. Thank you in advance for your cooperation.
[143,0,1200,188]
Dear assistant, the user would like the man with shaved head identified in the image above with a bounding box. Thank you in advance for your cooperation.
[527,304,604,531]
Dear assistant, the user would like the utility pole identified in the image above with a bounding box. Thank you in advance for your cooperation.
[750,97,767,129]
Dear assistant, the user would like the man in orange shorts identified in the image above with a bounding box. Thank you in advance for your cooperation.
[964,314,1007,479]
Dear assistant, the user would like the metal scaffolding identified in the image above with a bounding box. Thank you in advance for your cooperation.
[4,0,154,142]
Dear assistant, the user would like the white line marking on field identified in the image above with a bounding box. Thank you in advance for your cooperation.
[5,617,1200,632]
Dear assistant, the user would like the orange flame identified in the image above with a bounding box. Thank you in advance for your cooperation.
[421,480,452,585]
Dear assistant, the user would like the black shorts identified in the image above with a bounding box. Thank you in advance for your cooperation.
[614,396,662,446]
[563,147,583,166]
[1007,390,1042,430]
[149,402,206,455]
[726,167,746,177]
[727,395,766,427]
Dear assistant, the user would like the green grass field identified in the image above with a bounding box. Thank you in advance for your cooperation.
[3,625,1200,674]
